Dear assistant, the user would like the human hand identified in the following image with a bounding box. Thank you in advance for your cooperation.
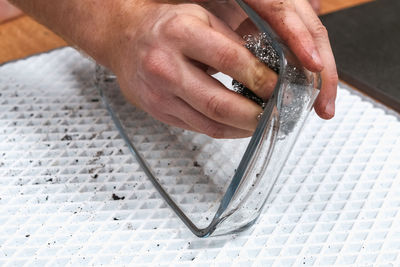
[242,0,338,119]
[309,0,320,14]
[10,0,334,139]
[107,2,278,138]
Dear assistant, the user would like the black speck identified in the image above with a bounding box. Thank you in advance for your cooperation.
[61,135,72,141]
[191,257,195,261]
[92,174,98,179]
[95,151,104,157]
[25,234,30,238]
[193,161,201,167]
[256,173,260,178]
[192,146,197,151]
[112,193,125,200]
[46,178,53,182]
[113,217,119,221]
[91,98,99,102]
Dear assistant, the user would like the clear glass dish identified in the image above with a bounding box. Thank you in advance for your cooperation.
[95,0,320,237]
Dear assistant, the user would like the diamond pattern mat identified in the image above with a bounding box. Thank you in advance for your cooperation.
[0,47,400,266]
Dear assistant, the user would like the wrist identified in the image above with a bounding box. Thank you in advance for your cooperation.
[10,0,151,70]
[97,1,156,71]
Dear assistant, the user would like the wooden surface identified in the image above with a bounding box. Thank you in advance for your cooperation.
[0,16,66,64]
[0,0,373,65]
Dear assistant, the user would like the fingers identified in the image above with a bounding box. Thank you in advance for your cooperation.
[245,0,323,73]
[176,61,264,132]
[158,113,197,132]
[308,0,320,14]
[160,110,252,140]
[294,0,338,119]
[131,43,260,137]
[172,15,277,100]
[165,97,253,138]
[245,0,337,119]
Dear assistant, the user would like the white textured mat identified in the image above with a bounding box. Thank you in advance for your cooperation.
[0,48,400,266]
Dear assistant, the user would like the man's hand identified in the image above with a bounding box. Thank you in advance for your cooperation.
[244,0,337,119]
[309,0,321,14]
[11,0,336,139]
[111,3,280,138]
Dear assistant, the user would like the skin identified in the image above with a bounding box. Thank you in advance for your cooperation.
[0,0,21,23]
[310,0,321,13]
[10,0,337,139]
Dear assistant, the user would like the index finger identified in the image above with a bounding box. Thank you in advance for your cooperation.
[294,0,338,119]
[244,0,324,73]
[178,16,278,100]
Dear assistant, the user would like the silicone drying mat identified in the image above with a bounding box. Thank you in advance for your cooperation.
[0,47,400,266]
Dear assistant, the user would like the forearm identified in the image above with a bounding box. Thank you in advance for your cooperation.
[10,0,148,67]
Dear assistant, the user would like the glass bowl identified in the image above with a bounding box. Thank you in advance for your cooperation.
[94,0,320,237]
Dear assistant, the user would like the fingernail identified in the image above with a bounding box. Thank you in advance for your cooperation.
[311,50,323,70]
[324,99,335,117]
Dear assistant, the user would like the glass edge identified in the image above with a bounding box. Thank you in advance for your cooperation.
[94,0,321,235]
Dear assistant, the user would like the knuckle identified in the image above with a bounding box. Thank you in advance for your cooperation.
[268,0,292,13]
[203,123,225,139]
[163,15,185,39]
[312,24,328,39]
[327,71,339,86]
[142,49,171,80]
[216,46,238,70]
[146,90,165,108]
[206,94,229,120]
[163,14,196,41]
[251,64,270,93]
